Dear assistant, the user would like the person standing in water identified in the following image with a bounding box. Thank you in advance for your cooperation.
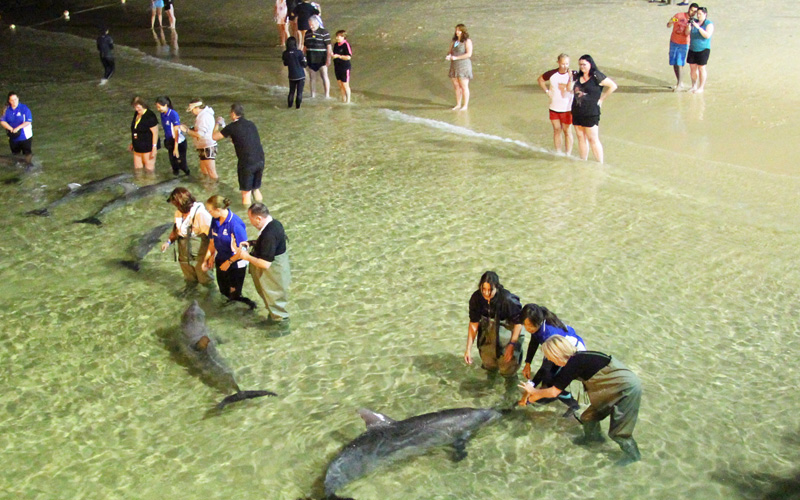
[666,3,698,91]
[274,0,289,47]
[128,96,159,174]
[212,103,265,205]
[568,54,617,164]
[538,53,574,155]
[181,99,218,180]
[164,0,176,29]
[155,96,189,176]
[161,187,214,293]
[303,17,332,98]
[464,271,525,378]
[150,0,164,29]
[203,195,257,309]
[519,335,642,465]
[445,24,473,111]
[688,7,714,94]
[1,92,33,165]
[236,203,291,323]
[331,30,352,103]
[96,27,115,86]
[283,37,307,109]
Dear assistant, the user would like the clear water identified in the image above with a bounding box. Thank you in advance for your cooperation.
[1,1,800,499]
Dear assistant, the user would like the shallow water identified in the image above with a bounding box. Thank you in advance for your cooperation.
[1,1,800,499]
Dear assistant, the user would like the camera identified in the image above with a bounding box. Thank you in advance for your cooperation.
[689,17,699,24]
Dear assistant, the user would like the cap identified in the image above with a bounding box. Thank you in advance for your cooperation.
[186,100,203,112]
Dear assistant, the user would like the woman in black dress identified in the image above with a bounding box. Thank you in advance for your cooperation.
[128,96,159,173]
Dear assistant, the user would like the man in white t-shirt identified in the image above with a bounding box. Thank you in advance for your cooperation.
[537,54,575,155]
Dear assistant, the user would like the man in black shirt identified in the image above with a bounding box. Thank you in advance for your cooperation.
[213,103,265,205]
[303,17,332,98]
[236,203,291,322]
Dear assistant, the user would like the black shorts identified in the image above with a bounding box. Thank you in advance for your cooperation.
[334,64,351,82]
[9,138,32,155]
[572,114,600,128]
[687,49,710,66]
[238,167,263,191]
[308,60,326,72]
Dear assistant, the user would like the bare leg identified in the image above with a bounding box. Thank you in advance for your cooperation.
[319,65,331,98]
[297,30,306,49]
[278,23,288,46]
[133,152,145,170]
[689,63,698,91]
[167,6,176,28]
[563,124,574,156]
[575,125,589,161]
[672,64,683,90]
[550,118,564,153]
[308,68,317,97]
[252,189,263,202]
[342,81,351,103]
[695,65,707,93]
[156,7,163,28]
[450,78,462,110]
[200,159,218,180]
[585,125,604,164]
[144,152,156,172]
[241,191,251,205]
[459,78,470,110]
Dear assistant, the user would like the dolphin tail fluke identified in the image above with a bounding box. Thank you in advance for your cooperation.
[75,217,102,226]
[216,390,277,410]
[119,260,141,271]
[25,208,49,217]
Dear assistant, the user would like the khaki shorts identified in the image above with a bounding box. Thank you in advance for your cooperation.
[197,146,217,160]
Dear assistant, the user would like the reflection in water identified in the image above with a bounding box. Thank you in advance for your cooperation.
[169,28,179,57]
[152,27,168,57]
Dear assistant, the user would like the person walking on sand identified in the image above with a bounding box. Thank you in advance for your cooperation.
[666,2,698,91]
[96,27,115,86]
[538,53,574,155]
[445,24,472,111]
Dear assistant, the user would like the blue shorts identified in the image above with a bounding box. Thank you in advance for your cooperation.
[152,0,164,9]
[669,41,689,66]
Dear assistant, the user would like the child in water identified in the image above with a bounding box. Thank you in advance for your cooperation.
[282,36,307,109]
[331,30,352,103]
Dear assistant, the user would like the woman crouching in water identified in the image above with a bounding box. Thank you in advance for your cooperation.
[519,335,642,465]
[519,303,585,415]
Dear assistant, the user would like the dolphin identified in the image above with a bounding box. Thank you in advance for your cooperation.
[161,300,277,410]
[25,173,135,216]
[74,177,180,226]
[120,222,173,271]
[320,407,502,499]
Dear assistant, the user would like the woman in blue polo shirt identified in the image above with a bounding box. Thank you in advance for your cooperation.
[155,96,189,176]
[202,195,256,309]
[519,303,585,415]
[0,91,33,164]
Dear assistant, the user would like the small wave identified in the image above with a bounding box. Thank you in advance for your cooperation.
[379,109,549,154]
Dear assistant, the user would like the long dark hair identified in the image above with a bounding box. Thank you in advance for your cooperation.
[579,54,599,78]
[478,270,500,293]
[521,303,567,331]
[155,96,174,110]
[452,24,469,43]
[167,187,196,214]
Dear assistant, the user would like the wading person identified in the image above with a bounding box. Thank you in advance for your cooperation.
[464,271,524,378]
[331,30,352,103]
[161,187,213,293]
[236,203,291,323]
[569,54,617,164]
[203,195,256,309]
[445,24,472,111]
[155,96,189,176]
[128,96,159,174]
[293,0,319,50]
[519,335,642,465]
[1,91,33,164]
[150,0,164,29]
[518,303,585,415]
[283,36,307,109]
[666,3,698,91]
[688,7,714,94]
[181,99,218,180]
[212,103,264,205]
[538,53,574,155]
[96,27,115,85]
[303,17,332,98]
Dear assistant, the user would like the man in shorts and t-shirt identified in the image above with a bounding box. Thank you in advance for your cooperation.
[303,17,332,98]
[537,54,574,155]
[213,103,265,205]
[667,2,698,91]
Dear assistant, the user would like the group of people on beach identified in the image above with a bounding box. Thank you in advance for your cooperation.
[465,271,643,465]
[666,3,714,93]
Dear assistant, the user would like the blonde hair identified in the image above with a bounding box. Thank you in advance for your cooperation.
[206,195,231,210]
[542,335,578,365]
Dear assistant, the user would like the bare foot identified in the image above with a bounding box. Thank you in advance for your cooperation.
[693,88,704,94]
[458,106,468,111]
[451,105,461,111]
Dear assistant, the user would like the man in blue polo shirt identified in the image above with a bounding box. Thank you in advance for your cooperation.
[1,92,33,164]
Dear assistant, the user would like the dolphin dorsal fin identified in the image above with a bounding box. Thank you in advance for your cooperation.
[357,409,396,428]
